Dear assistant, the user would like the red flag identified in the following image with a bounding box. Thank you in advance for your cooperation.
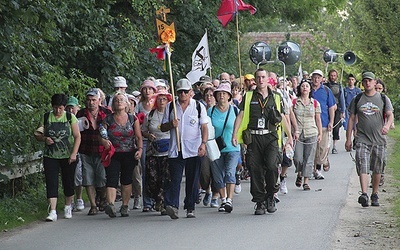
[217,0,257,27]
[149,45,166,60]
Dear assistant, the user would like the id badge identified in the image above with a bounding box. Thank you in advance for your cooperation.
[257,117,265,129]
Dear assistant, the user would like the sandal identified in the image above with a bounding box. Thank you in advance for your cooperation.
[303,183,310,191]
[295,176,302,187]
[88,207,98,215]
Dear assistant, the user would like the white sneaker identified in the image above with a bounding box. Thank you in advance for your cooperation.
[46,210,57,222]
[132,197,141,209]
[234,184,241,194]
[280,179,288,194]
[64,205,72,219]
[314,170,325,180]
[76,199,85,211]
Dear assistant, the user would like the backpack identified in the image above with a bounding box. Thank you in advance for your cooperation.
[353,92,387,119]
[44,111,72,127]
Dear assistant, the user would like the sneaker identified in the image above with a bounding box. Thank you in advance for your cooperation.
[160,207,168,216]
[379,175,385,186]
[120,205,129,217]
[210,198,219,208]
[314,170,325,180]
[64,205,72,219]
[254,202,266,215]
[332,147,338,154]
[105,204,117,218]
[371,193,380,206]
[196,192,202,204]
[358,192,369,207]
[280,179,288,194]
[274,193,280,203]
[224,199,233,213]
[166,205,179,219]
[234,184,242,194]
[203,193,212,206]
[132,197,141,209]
[46,210,57,222]
[76,199,85,211]
[186,210,196,218]
[218,203,226,212]
[266,196,277,213]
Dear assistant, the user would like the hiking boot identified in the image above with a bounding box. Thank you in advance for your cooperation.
[76,199,85,211]
[358,193,369,207]
[120,205,129,217]
[105,204,117,218]
[64,205,72,219]
[266,195,277,213]
[166,205,179,219]
[254,202,266,215]
[371,193,380,206]
[203,192,212,207]
[224,199,233,213]
[280,179,288,194]
[186,210,196,218]
[46,210,57,222]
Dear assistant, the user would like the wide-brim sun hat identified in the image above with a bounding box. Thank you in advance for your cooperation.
[213,81,232,99]
[139,79,157,93]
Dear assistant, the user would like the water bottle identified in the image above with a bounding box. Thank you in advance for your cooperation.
[99,123,109,140]
[285,144,294,159]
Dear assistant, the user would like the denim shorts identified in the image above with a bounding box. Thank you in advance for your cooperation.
[211,151,240,189]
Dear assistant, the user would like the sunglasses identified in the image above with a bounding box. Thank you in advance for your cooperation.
[177,89,190,95]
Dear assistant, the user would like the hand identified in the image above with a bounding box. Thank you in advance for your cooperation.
[171,119,179,128]
[345,139,352,152]
[148,133,156,141]
[232,135,238,147]
[102,139,112,149]
[45,136,54,145]
[327,123,333,132]
[198,144,206,157]
[135,148,142,160]
[68,154,77,164]
[381,125,390,135]
[317,134,322,143]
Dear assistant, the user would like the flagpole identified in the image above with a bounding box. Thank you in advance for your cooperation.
[205,29,212,79]
[166,44,181,152]
[235,4,243,88]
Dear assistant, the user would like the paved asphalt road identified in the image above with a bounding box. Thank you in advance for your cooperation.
[0,136,356,250]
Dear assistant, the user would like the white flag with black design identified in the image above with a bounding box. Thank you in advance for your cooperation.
[186,31,211,84]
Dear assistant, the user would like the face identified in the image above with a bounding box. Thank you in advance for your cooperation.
[204,89,215,106]
[216,91,230,103]
[348,77,356,86]
[142,87,155,99]
[311,74,323,87]
[112,94,129,111]
[299,82,311,95]
[229,74,235,82]
[156,94,169,109]
[329,71,338,82]
[255,70,268,90]
[375,83,384,93]
[291,77,298,87]
[362,78,376,92]
[232,86,239,95]
[177,89,191,102]
[86,95,101,111]
[66,105,79,115]
[52,105,65,116]
[220,73,230,81]
[128,99,136,113]
[114,87,127,93]
[212,79,220,88]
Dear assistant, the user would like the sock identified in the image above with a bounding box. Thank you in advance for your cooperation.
[280,175,285,182]
[221,197,226,203]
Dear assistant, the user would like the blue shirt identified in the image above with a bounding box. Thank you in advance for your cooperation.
[311,84,336,127]
[207,105,240,153]
[344,86,362,108]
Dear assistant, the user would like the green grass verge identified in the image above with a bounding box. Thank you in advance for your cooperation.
[388,122,400,227]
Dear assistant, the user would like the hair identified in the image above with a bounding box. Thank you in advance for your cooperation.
[254,68,268,76]
[203,87,215,99]
[296,79,313,98]
[376,78,386,92]
[111,92,130,112]
[51,94,68,106]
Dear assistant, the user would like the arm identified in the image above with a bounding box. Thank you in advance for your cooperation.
[281,112,293,147]
[328,104,336,131]
[382,110,394,135]
[315,113,322,143]
[198,123,208,157]
[232,110,244,147]
[134,119,143,160]
[289,106,299,140]
[69,121,81,164]
[345,113,356,151]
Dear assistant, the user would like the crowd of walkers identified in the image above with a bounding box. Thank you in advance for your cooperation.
[34,68,393,221]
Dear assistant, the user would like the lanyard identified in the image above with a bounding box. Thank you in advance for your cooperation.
[258,97,269,115]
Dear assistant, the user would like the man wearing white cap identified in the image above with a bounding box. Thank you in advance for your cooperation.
[310,70,336,179]
[161,78,208,219]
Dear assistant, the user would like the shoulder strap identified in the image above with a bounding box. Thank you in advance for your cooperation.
[66,112,72,124]
[211,106,216,116]
[148,109,156,120]
[44,112,50,127]
[196,100,201,119]
[233,105,238,116]
[128,113,135,125]
[353,92,364,115]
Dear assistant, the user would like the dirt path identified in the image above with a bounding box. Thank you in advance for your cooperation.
[332,138,400,249]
